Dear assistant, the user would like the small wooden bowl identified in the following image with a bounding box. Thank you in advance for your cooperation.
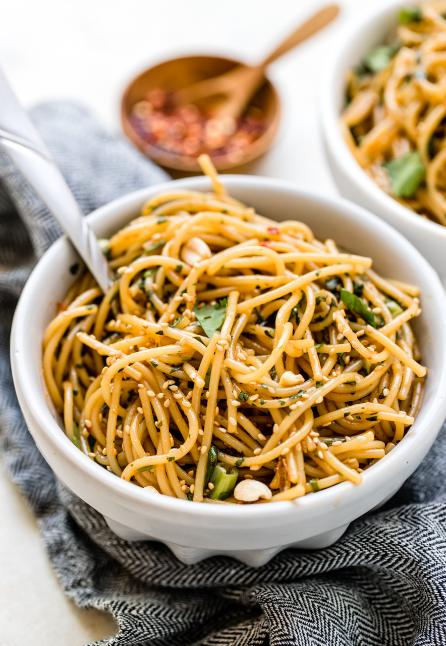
[120,55,281,173]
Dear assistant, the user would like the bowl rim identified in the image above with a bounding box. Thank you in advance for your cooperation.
[319,0,446,241]
[120,53,281,172]
[11,174,446,521]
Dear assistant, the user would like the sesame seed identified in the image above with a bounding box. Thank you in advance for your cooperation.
[157,392,164,399]
[189,484,195,494]
[258,433,266,441]
[84,419,92,429]
[164,399,171,408]
[231,400,241,407]
[208,482,214,490]
[253,448,261,455]
[147,390,155,397]
[137,407,143,414]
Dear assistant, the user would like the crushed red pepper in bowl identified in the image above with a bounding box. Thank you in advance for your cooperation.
[130,88,267,166]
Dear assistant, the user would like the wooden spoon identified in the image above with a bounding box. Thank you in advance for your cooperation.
[175,4,339,123]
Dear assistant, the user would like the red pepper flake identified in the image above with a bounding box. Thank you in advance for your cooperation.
[130,89,267,164]
[267,227,280,235]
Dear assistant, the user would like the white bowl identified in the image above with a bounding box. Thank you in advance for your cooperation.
[11,176,446,566]
[320,0,446,285]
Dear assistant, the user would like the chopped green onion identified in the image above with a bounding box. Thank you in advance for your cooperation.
[399,6,423,24]
[71,422,81,449]
[205,446,218,486]
[385,151,425,198]
[386,300,403,317]
[340,289,378,328]
[209,463,238,500]
[309,479,320,493]
[364,44,399,73]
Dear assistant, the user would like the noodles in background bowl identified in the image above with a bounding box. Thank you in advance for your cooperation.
[43,156,426,504]
[342,2,446,226]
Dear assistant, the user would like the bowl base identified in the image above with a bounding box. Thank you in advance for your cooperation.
[104,516,349,566]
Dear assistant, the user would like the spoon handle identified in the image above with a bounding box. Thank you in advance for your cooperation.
[260,4,340,68]
[0,68,113,293]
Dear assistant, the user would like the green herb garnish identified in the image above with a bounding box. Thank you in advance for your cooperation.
[386,300,403,317]
[340,289,378,328]
[235,457,244,467]
[71,422,81,449]
[193,299,227,338]
[364,44,399,73]
[205,445,218,486]
[209,463,238,500]
[238,391,249,402]
[399,6,423,24]
[385,151,425,198]
[309,479,320,493]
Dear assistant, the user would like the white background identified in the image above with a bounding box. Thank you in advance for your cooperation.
[0,0,384,644]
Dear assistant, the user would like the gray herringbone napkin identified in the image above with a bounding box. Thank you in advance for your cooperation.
[1,102,445,646]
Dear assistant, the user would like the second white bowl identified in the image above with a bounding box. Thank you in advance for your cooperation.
[320,0,446,284]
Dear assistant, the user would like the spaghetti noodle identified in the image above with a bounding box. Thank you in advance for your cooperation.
[43,156,425,504]
[342,2,446,226]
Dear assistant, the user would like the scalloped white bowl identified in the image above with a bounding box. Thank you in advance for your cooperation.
[320,0,446,284]
[11,176,446,566]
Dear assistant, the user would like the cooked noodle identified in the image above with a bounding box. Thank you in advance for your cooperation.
[342,2,446,226]
[43,156,426,504]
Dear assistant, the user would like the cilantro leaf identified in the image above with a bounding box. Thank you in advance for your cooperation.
[193,299,227,338]
[364,44,399,73]
[385,152,425,198]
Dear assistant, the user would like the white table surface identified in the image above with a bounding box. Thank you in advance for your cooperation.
[0,0,384,644]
